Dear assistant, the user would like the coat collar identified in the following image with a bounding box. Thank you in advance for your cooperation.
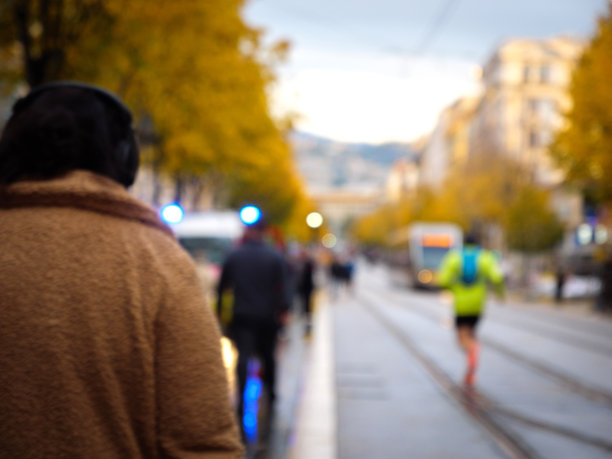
[0,170,174,238]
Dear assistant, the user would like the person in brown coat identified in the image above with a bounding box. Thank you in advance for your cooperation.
[0,82,244,458]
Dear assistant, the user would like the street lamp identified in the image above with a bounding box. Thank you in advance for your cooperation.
[306,212,324,245]
[306,212,323,229]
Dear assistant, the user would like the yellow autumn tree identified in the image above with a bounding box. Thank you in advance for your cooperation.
[0,0,304,224]
[552,2,612,204]
[351,153,551,248]
[351,199,414,247]
[503,185,565,253]
[0,1,113,87]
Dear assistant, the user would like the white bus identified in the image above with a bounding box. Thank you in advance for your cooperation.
[388,222,463,289]
[168,211,244,290]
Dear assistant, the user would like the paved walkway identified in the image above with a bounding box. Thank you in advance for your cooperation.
[291,296,337,459]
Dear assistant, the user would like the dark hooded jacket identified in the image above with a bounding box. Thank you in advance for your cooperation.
[217,240,287,324]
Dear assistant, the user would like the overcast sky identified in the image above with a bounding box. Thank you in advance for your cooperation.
[243,0,609,144]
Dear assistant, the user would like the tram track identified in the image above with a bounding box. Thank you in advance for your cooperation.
[356,293,537,459]
[481,338,612,407]
[356,290,612,456]
[484,312,612,358]
[383,265,612,342]
[489,302,612,341]
[384,277,612,358]
[369,285,612,407]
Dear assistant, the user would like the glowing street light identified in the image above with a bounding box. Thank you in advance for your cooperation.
[306,212,323,229]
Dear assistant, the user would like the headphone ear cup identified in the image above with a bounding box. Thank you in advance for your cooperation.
[116,131,139,187]
[116,141,130,164]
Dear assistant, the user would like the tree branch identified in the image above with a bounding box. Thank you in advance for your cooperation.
[14,1,33,85]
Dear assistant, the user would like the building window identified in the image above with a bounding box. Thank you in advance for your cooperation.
[540,129,553,146]
[540,65,551,83]
[539,99,556,124]
[529,130,539,148]
[523,65,530,83]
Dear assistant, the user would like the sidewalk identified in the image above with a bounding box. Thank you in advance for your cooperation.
[290,296,337,459]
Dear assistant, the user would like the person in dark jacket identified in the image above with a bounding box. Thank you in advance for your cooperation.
[297,249,316,321]
[596,249,612,312]
[554,261,566,304]
[217,219,288,422]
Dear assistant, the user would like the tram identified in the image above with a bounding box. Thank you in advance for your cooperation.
[388,222,463,289]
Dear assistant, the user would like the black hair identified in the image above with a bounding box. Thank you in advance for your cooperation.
[0,82,139,187]
[464,231,479,245]
[249,215,269,231]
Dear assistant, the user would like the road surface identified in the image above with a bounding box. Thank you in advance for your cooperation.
[331,261,612,458]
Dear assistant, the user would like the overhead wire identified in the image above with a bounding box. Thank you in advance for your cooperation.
[413,0,460,54]
[247,0,463,57]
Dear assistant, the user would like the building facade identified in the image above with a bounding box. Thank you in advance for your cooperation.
[384,158,419,203]
[471,36,584,186]
[418,96,479,189]
[310,187,382,233]
[416,36,585,229]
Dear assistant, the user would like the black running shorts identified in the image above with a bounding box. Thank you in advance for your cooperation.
[455,315,481,329]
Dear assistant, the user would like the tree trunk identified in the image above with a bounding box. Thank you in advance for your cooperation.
[173,175,184,205]
[14,3,35,86]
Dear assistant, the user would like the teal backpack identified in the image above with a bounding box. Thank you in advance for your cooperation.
[460,248,481,285]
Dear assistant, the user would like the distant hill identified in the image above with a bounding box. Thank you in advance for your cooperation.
[289,131,416,190]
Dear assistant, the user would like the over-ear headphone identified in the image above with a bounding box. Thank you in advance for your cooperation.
[11,81,139,186]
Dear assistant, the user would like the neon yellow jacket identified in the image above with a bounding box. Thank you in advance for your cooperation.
[438,246,505,316]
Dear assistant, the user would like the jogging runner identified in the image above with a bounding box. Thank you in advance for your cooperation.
[438,232,505,386]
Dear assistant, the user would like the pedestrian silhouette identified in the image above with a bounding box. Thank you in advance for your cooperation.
[555,263,566,304]
[0,82,243,458]
[216,218,289,440]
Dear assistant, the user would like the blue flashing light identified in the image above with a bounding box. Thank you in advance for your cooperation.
[160,204,184,224]
[245,377,262,400]
[243,412,257,430]
[242,376,262,442]
[239,205,261,226]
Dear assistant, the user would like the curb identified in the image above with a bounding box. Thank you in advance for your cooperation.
[291,299,337,459]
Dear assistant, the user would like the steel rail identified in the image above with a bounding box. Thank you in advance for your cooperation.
[371,285,612,407]
[358,294,538,459]
[360,286,612,454]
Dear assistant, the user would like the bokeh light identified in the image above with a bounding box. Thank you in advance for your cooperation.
[321,232,337,248]
[240,205,261,225]
[306,212,324,229]
[160,204,184,224]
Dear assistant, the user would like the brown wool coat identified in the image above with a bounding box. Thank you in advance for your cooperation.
[0,171,243,458]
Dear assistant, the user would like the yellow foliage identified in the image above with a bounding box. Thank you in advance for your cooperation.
[552,2,612,203]
[1,0,305,223]
[351,153,537,247]
[503,185,565,253]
